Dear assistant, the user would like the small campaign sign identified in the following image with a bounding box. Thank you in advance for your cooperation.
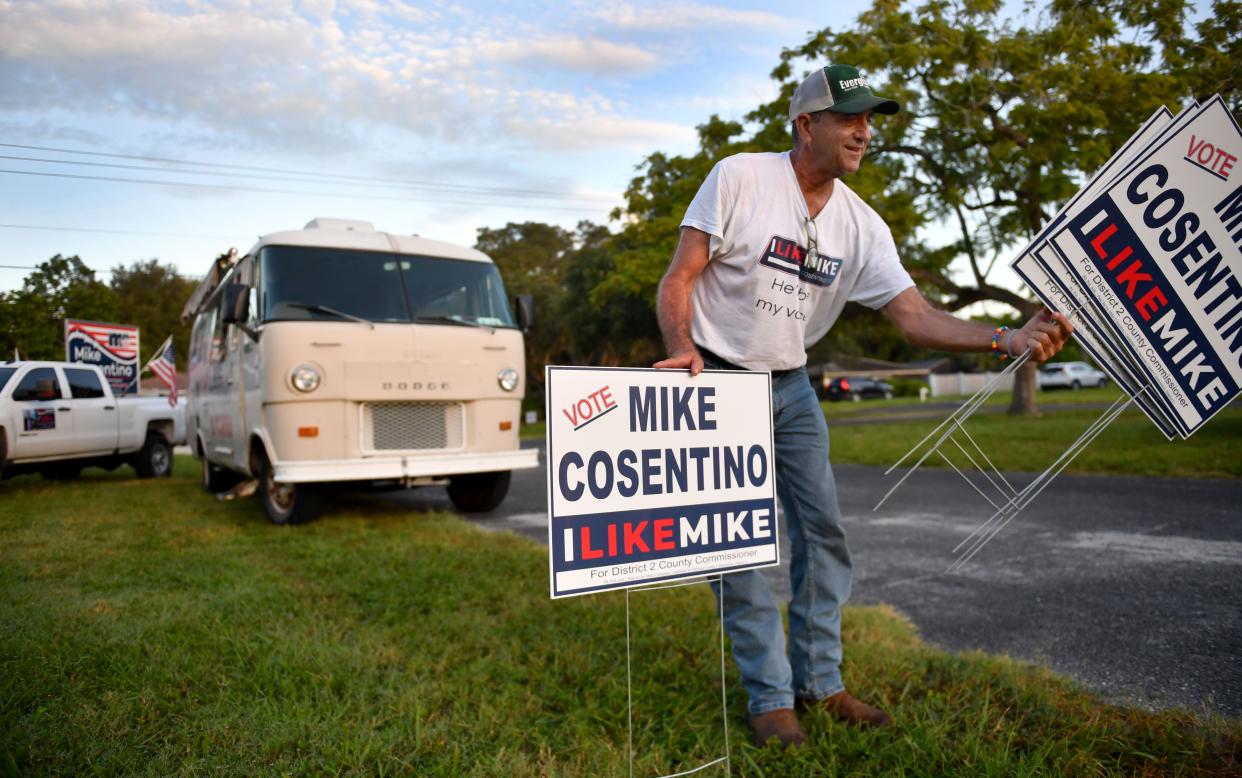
[64,319,140,396]
[545,366,779,599]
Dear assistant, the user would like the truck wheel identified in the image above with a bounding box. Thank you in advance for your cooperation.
[134,433,173,478]
[259,458,319,525]
[447,471,511,513]
[201,456,240,493]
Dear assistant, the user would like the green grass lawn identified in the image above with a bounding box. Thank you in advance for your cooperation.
[2,460,1239,775]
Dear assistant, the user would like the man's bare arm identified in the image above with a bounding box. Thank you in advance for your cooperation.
[882,287,1073,361]
[653,227,713,375]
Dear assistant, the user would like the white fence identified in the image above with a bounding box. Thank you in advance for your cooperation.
[928,371,1015,397]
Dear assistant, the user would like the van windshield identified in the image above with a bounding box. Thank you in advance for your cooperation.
[260,245,516,327]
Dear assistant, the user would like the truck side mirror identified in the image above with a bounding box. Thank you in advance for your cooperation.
[514,294,534,333]
[220,283,250,325]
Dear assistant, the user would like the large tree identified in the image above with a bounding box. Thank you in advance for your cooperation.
[110,259,198,364]
[604,0,1239,412]
[758,0,1240,413]
[475,222,576,402]
[0,255,118,360]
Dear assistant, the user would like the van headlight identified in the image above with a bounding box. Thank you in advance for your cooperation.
[497,367,519,392]
[291,364,322,393]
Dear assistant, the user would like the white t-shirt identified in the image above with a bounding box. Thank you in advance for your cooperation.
[681,151,914,371]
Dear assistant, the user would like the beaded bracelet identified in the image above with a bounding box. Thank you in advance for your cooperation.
[991,326,1010,361]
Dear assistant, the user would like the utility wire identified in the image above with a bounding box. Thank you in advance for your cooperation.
[0,263,114,274]
[0,153,613,203]
[0,168,606,213]
[0,223,229,240]
[0,142,618,202]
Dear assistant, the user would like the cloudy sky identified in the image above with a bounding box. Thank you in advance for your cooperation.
[0,0,878,292]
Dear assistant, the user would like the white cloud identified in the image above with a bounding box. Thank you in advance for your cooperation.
[500,109,695,152]
[485,35,658,74]
[0,0,684,155]
[592,1,795,32]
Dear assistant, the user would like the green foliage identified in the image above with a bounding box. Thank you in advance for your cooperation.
[110,259,197,363]
[755,0,1238,316]
[2,461,1239,774]
[0,256,198,367]
[0,255,118,360]
[476,222,575,396]
[586,0,1239,391]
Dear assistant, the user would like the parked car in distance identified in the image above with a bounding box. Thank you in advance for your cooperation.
[1037,361,1108,390]
[825,376,894,402]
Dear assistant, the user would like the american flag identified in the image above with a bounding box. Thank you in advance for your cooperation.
[144,336,178,407]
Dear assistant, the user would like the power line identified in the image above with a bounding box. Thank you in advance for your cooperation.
[0,142,619,202]
[0,223,229,240]
[0,168,608,213]
[0,263,115,274]
[1,153,612,202]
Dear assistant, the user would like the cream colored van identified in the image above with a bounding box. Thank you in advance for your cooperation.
[183,218,538,523]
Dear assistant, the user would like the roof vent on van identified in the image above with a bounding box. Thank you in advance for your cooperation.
[304,218,376,232]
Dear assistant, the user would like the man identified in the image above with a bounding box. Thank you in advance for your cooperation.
[654,64,1072,748]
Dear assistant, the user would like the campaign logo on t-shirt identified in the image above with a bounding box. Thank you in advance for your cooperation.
[758,235,843,287]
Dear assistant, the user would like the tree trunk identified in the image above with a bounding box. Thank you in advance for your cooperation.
[1007,301,1043,416]
[1008,357,1040,416]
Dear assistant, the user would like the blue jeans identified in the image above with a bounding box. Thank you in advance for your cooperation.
[704,363,852,714]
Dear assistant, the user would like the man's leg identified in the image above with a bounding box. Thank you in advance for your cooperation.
[771,371,851,701]
[694,353,801,743]
[775,372,891,727]
[710,570,793,715]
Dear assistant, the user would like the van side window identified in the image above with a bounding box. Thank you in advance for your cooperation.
[12,368,63,401]
[64,368,106,399]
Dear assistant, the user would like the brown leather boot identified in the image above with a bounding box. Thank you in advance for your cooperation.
[797,691,892,728]
[747,708,807,748]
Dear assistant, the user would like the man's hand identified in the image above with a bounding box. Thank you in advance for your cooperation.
[653,348,704,376]
[1011,308,1074,361]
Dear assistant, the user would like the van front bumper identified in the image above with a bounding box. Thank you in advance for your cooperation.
[272,447,539,483]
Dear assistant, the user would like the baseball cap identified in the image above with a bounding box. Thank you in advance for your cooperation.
[788,64,900,121]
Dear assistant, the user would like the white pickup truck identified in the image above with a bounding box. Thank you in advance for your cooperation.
[0,360,186,480]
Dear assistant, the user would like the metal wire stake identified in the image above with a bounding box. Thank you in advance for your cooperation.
[624,577,732,778]
[937,447,1003,512]
[948,433,1018,507]
[947,389,1144,571]
[951,419,1019,498]
[882,350,1030,476]
[951,393,1132,561]
[874,352,1030,512]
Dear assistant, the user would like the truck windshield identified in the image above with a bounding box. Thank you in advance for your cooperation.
[0,367,15,393]
[260,245,516,327]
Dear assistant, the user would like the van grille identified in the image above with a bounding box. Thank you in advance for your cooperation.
[364,402,465,451]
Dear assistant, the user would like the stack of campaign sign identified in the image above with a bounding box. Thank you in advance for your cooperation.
[1012,94,1242,439]
[876,95,1240,570]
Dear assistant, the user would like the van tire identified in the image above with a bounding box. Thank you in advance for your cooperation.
[258,455,319,525]
[447,471,511,513]
[135,433,173,478]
